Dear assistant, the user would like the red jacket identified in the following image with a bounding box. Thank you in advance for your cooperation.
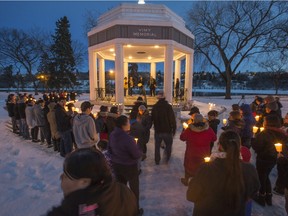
[180,123,217,175]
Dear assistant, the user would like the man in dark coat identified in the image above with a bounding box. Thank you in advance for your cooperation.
[55,97,73,157]
[151,91,176,165]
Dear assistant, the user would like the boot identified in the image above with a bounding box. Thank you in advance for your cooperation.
[265,193,272,206]
[253,193,266,207]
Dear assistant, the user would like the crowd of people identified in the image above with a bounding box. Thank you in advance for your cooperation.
[5,92,288,215]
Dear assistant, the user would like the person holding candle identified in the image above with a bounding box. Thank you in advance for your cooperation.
[186,106,200,125]
[108,115,143,215]
[207,110,220,152]
[222,111,244,136]
[137,105,152,161]
[252,115,288,206]
[186,130,260,216]
[180,114,217,186]
[72,101,98,149]
[240,104,256,149]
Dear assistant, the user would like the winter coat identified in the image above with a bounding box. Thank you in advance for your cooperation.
[152,98,176,134]
[180,122,217,175]
[223,119,245,137]
[95,112,108,140]
[109,127,142,166]
[25,105,36,128]
[73,113,98,149]
[138,110,152,144]
[46,180,138,216]
[208,119,220,135]
[18,101,26,119]
[106,113,118,138]
[33,104,45,127]
[6,102,15,117]
[14,103,20,120]
[129,119,146,152]
[187,158,260,216]
[47,103,61,139]
[55,104,72,132]
[240,104,256,139]
[252,127,288,163]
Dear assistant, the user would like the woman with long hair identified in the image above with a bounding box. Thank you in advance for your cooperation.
[187,130,259,216]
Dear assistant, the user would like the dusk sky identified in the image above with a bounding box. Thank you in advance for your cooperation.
[1,1,192,44]
[0,1,262,73]
[0,1,196,71]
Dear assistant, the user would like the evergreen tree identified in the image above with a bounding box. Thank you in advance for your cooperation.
[51,16,76,89]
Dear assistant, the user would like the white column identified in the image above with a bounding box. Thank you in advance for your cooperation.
[150,62,156,79]
[98,57,105,89]
[164,44,174,103]
[89,50,98,101]
[175,59,181,88]
[124,62,129,79]
[114,43,124,104]
[185,52,194,101]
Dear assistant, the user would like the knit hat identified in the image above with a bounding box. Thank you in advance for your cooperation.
[63,148,111,184]
[81,101,94,112]
[189,106,200,115]
[138,105,146,111]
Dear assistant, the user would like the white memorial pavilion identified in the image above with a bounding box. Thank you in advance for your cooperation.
[88,3,194,104]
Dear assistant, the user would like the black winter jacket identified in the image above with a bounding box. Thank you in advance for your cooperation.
[151,98,176,134]
[55,104,72,132]
[252,127,288,162]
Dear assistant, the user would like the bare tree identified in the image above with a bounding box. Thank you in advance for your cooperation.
[0,28,45,93]
[258,52,287,95]
[186,1,288,99]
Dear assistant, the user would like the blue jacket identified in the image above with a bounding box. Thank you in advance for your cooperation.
[240,104,256,138]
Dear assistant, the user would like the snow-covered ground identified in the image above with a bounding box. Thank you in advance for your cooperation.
[0,92,287,216]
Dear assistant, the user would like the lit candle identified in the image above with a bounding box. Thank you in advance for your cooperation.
[75,108,80,112]
[253,126,258,134]
[204,157,210,162]
[72,107,75,112]
[183,122,188,129]
[223,118,227,125]
[274,143,282,153]
[255,115,260,121]
[65,107,68,112]
[93,113,97,118]
[134,138,138,144]
[260,127,264,132]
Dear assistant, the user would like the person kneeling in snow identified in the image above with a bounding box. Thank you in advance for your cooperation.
[45,148,138,216]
